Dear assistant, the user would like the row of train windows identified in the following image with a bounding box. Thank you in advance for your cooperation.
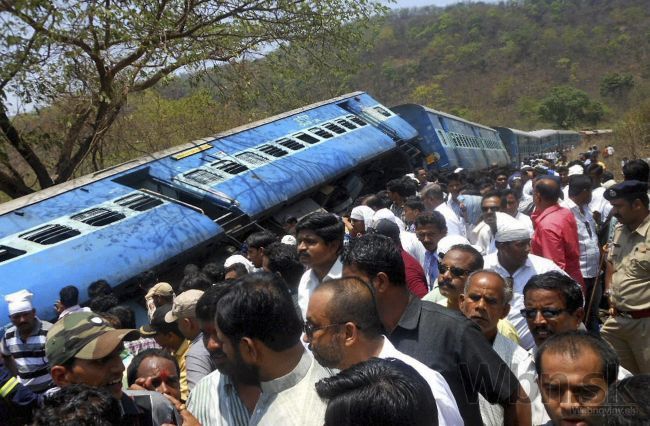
[0,193,164,264]
[447,133,502,150]
[182,115,368,187]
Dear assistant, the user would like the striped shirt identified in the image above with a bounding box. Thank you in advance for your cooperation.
[0,318,53,393]
[187,371,250,426]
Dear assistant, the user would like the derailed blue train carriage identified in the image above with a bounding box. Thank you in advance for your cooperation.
[0,92,420,320]
[391,104,510,170]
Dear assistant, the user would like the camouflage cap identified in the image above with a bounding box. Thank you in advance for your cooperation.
[46,311,139,367]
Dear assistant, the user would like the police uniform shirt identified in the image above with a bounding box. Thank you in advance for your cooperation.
[609,212,650,311]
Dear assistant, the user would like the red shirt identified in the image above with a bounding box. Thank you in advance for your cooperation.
[531,204,585,292]
[401,249,428,298]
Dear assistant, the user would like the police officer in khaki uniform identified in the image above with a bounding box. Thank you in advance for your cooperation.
[603,180,650,374]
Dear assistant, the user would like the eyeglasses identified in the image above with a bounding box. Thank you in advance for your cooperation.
[520,308,568,319]
[437,263,471,278]
[481,206,499,212]
[303,321,346,338]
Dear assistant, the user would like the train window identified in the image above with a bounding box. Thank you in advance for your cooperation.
[347,115,367,127]
[372,106,392,117]
[294,132,319,144]
[236,152,269,166]
[20,224,81,245]
[308,127,334,139]
[0,245,26,263]
[115,193,164,211]
[258,144,288,158]
[323,122,346,135]
[211,159,248,174]
[71,208,126,227]
[184,169,224,186]
[336,119,357,130]
[276,138,305,151]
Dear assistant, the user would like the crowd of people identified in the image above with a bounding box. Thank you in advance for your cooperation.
[0,147,648,425]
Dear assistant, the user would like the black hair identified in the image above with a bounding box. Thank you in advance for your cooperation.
[183,264,201,278]
[33,384,122,425]
[59,285,79,308]
[500,188,520,202]
[315,357,438,426]
[447,172,462,183]
[568,174,593,197]
[195,281,233,323]
[478,178,495,191]
[523,271,583,313]
[414,211,447,232]
[534,177,562,203]
[623,159,649,183]
[318,276,385,338]
[587,163,604,176]
[245,231,278,249]
[556,166,569,174]
[404,196,425,212]
[364,194,390,210]
[224,263,249,279]
[179,273,212,292]
[107,305,136,329]
[137,270,158,290]
[88,294,119,313]
[87,280,112,299]
[603,375,650,425]
[264,242,304,290]
[386,178,417,198]
[202,262,225,283]
[216,272,302,351]
[126,348,180,387]
[341,234,405,287]
[601,171,614,182]
[446,244,484,272]
[481,190,502,202]
[295,212,345,246]
[535,331,619,387]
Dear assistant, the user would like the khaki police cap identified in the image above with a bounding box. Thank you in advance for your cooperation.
[164,289,204,323]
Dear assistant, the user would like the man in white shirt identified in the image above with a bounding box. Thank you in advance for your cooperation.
[587,163,612,225]
[483,221,564,351]
[420,183,466,237]
[303,276,463,426]
[560,174,601,333]
[216,273,330,426]
[55,285,92,320]
[459,270,548,426]
[296,212,344,317]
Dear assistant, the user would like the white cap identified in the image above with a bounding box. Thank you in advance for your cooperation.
[350,206,375,230]
[224,255,254,273]
[280,235,297,245]
[371,209,405,231]
[453,168,464,173]
[568,164,584,176]
[5,289,34,316]
[437,235,471,257]
[495,214,531,242]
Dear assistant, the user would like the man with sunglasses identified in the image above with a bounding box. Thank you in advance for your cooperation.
[342,234,532,426]
[303,276,462,425]
[484,220,563,351]
[469,191,509,255]
[434,244,484,311]
[522,271,586,350]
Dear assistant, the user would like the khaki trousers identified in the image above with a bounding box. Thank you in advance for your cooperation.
[601,315,650,374]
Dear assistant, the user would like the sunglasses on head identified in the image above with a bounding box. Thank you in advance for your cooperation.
[437,263,470,278]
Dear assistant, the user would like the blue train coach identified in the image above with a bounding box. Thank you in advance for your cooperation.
[0,92,420,321]
[391,104,510,170]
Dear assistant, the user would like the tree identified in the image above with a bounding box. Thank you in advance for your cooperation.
[0,0,385,199]
[600,73,634,98]
[537,85,604,129]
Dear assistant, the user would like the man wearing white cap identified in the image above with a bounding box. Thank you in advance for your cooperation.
[1,290,54,393]
[347,205,375,237]
[483,220,564,351]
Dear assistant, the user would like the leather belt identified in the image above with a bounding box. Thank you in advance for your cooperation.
[615,308,650,319]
